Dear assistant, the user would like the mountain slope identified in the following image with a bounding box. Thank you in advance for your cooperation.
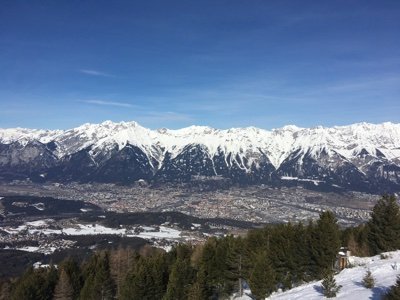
[267,250,400,300]
[0,121,399,192]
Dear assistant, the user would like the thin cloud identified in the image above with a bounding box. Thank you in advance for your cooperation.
[82,100,134,108]
[79,69,114,77]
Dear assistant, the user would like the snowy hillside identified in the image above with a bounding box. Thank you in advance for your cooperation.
[0,121,400,192]
[233,251,400,300]
[270,251,400,300]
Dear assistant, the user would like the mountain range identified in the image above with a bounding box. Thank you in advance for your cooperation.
[1,121,399,193]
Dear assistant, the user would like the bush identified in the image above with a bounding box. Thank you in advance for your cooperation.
[362,269,375,289]
[380,253,391,260]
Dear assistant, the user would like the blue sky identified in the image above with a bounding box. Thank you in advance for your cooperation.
[0,1,399,130]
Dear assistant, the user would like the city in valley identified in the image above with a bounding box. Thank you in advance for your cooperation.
[0,180,380,276]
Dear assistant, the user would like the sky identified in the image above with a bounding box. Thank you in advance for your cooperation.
[0,0,399,130]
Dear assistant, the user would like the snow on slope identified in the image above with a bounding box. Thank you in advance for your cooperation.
[1,121,400,169]
[0,127,62,145]
[268,251,400,300]
[232,251,400,300]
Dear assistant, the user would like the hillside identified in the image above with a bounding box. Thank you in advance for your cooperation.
[234,251,400,299]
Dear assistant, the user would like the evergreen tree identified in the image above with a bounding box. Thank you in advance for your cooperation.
[198,238,229,298]
[384,275,400,300]
[53,268,73,300]
[80,252,115,300]
[367,194,400,255]
[268,224,296,289]
[362,269,375,289]
[163,254,194,300]
[310,211,341,278]
[321,271,341,298]
[187,266,208,300]
[11,266,58,300]
[248,250,275,300]
[225,236,250,297]
[291,222,311,283]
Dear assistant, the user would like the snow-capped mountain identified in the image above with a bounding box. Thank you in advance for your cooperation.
[1,121,400,193]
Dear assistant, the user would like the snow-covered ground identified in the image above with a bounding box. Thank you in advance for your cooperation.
[233,251,400,300]
[1,220,184,254]
[3,221,182,240]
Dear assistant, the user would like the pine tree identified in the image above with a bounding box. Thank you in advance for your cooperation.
[53,268,73,300]
[362,269,375,289]
[367,194,400,255]
[384,275,400,300]
[321,271,341,298]
[163,256,194,300]
[310,211,341,278]
[10,266,58,300]
[248,250,275,300]
[80,252,115,300]
[187,266,208,300]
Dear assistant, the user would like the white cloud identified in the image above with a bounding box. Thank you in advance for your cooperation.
[82,100,133,108]
[79,69,113,77]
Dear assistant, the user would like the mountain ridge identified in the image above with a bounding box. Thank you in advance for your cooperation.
[1,120,400,193]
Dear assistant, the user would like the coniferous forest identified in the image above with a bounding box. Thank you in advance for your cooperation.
[1,195,400,300]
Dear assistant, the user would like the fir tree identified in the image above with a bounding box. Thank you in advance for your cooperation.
[362,269,375,289]
[248,250,275,300]
[310,211,341,278]
[367,194,400,255]
[321,271,341,298]
[80,252,115,300]
[163,256,194,300]
[187,266,208,300]
[11,266,58,300]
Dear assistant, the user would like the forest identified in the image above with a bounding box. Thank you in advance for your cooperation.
[1,194,400,300]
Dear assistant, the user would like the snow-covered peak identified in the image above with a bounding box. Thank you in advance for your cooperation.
[0,127,62,145]
[1,121,399,168]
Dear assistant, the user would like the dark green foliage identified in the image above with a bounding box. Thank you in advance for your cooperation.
[248,250,275,300]
[321,271,341,298]
[225,236,251,296]
[79,252,115,300]
[309,211,341,278]
[120,250,170,300]
[10,266,58,300]
[362,269,375,289]
[367,195,400,255]
[162,244,195,300]
[163,256,194,300]
[342,224,370,256]
[384,275,400,300]
[197,237,229,298]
